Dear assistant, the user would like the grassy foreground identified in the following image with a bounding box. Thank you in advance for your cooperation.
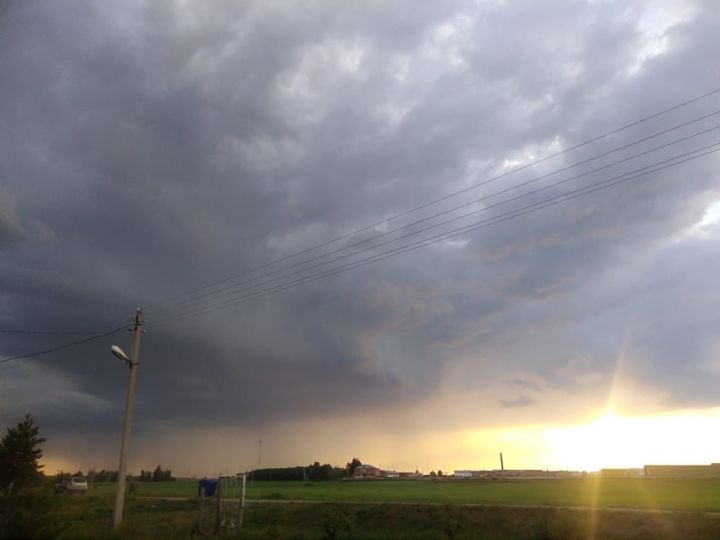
[96,477,720,512]
[3,491,720,539]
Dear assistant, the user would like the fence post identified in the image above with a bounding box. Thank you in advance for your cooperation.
[194,485,206,536]
[238,473,246,531]
[214,477,222,534]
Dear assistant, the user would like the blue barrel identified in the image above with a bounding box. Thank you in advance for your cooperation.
[198,478,218,497]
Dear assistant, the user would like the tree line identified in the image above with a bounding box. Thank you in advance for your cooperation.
[0,413,177,492]
[251,458,362,481]
[138,465,174,482]
[1,414,362,494]
[56,466,175,482]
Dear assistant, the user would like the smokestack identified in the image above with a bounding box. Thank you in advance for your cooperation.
[500,452,504,471]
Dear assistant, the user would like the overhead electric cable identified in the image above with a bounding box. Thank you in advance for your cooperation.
[148,145,720,327]
[0,329,109,335]
[142,86,720,314]
[7,93,719,365]
[150,148,717,327]
[0,324,131,365]
[147,130,720,320]
[147,112,720,319]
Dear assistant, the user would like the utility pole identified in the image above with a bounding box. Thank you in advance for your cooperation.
[113,308,143,530]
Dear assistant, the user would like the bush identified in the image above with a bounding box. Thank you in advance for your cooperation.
[322,509,353,540]
[441,516,462,539]
[0,488,58,538]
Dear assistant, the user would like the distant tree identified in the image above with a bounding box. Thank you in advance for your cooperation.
[149,465,173,482]
[437,470,444,477]
[93,469,118,482]
[346,458,362,477]
[55,470,71,481]
[251,461,346,482]
[429,471,437,478]
[0,414,47,492]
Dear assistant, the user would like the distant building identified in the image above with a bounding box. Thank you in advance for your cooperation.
[454,469,583,479]
[600,468,644,478]
[553,471,585,478]
[454,470,492,478]
[644,463,720,478]
[490,469,546,479]
[352,464,398,479]
[353,464,382,478]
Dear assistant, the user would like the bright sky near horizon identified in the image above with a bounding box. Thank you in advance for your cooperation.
[39,407,720,476]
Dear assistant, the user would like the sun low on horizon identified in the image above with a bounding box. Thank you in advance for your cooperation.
[539,408,720,472]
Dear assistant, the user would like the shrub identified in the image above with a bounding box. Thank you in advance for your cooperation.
[0,488,58,538]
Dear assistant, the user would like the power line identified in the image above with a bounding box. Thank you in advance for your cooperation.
[142,86,720,315]
[149,143,720,324]
[148,150,708,326]
[147,123,720,318]
[153,145,719,325]
[0,329,109,335]
[148,145,720,327]
[0,324,131,365]
[147,112,720,319]
[147,133,720,321]
[6,90,719,349]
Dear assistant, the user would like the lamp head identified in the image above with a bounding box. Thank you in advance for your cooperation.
[111,345,130,364]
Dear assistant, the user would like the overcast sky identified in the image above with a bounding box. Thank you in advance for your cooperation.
[1,0,719,475]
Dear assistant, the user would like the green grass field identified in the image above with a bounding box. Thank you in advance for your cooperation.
[5,479,720,539]
[4,492,720,539]
[102,477,720,512]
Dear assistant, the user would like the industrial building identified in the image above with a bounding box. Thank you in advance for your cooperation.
[599,468,644,478]
[595,464,720,478]
[644,463,720,478]
[453,469,583,479]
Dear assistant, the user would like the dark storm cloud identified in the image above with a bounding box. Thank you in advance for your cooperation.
[1,0,719,453]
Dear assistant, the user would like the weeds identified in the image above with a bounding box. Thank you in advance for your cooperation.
[323,508,353,540]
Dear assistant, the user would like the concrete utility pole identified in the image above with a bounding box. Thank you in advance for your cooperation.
[113,308,143,530]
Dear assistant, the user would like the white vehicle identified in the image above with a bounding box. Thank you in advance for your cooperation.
[54,476,88,495]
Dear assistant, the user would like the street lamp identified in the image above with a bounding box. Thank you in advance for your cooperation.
[111,345,130,364]
[111,309,143,530]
